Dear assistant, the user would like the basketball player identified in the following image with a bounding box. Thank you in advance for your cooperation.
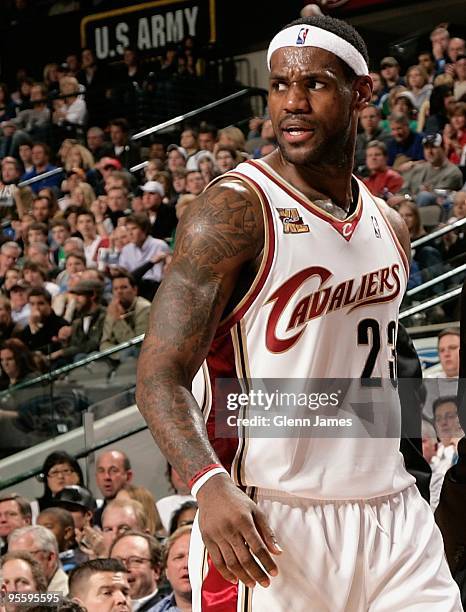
[137,16,462,611]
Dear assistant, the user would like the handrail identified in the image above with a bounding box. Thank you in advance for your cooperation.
[18,167,64,188]
[0,332,145,398]
[131,87,267,141]
[412,217,466,249]
[399,286,462,320]
[406,263,466,297]
[0,421,148,490]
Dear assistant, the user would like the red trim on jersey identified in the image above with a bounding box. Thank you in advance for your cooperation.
[375,199,410,282]
[215,172,275,338]
[247,159,363,242]
[201,556,239,611]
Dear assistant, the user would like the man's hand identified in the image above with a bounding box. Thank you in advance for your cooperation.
[197,474,281,588]
[107,298,125,320]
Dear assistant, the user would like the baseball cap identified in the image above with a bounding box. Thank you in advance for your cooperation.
[167,144,188,160]
[100,157,122,170]
[70,279,103,296]
[53,485,97,512]
[141,180,165,196]
[422,133,443,147]
[395,90,416,106]
[380,56,399,68]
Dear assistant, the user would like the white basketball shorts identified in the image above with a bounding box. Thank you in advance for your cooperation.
[189,484,462,611]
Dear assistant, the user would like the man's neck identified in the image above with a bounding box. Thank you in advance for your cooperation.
[174,591,191,611]
[35,162,48,173]
[84,234,97,245]
[135,237,147,249]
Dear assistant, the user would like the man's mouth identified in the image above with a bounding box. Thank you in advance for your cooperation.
[281,126,315,143]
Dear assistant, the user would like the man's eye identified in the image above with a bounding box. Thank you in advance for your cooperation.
[308,81,325,90]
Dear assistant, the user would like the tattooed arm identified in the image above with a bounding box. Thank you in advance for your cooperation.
[136,179,281,588]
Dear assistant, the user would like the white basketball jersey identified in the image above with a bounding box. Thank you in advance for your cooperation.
[201,159,415,500]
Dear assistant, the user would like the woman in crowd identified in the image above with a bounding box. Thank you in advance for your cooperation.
[443,102,466,164]
[169,500,197,535]
[36,450,84,512]
[405,64,433,110]
[116,483,166,538]
[0,338,39,388]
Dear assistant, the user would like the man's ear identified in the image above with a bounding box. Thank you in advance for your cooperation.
[354,76,373,111]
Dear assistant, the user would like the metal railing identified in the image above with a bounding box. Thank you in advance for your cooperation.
[131,87,267,141]
[406,263,466,297]
[400,286,462,320]
[18,167,64,188]
[412,217,466,249]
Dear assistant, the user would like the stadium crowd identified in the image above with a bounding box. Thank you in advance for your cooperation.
[1,10,466,610]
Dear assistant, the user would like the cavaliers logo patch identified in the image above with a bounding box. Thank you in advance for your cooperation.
[276,208,310,234]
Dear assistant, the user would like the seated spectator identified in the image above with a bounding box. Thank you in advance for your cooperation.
[180,128,199,164]
[26,243,53,274]
[454,54,466,101]
[405,64,433,110]
[8,525,69,594]
[153,526,192,612]
[185,170,205,196]
[401,133,463,204]
[0,494,32,555]
[217,126,246,152]
[0,157,24,219]
[167,145,188,174]
[19,287,68,354]
[0,242,22,286]
[169,501,197,535]
[100,186,131,232]
[27,222,49,246]
[379,56,404,100]
[115,484,165,538]
[0,338,39,388]
[37,451,84,513]
[55,251,86,295]
[0,297,22,342]
[23,260,60,297]
[215,145,239,174]
[362,140,403,198]
[31,196,55,226]
[76,210,109,268]
[9,280,31,328]
[68,559,131,611]
[156,465,193,534]
[96,225,129,271]
[387,114,425,168]
[94,450,133,528]
[1,551,48,611]
[433,396,464,474]
[52,485,97,545]
[171,169,187,205]
[141,181,177,240]
[443,102,466,164]
[354,104,391,173]
[37,507,87,573]
[86,126,110,161]
[20,143,61,194]
[100,271,151,354]
[197,123,218,153]
[119,214,170,300]
[51,220,72,269]
[2,267,21,296]
[50,279,106,364]
[369,71,385,106]
[424,84,456,135]
[110,531,164,609]
[98,499,149,557]
[0,120,30,160]
[197,152,219,185]
[52,76,87,129]
[108,118,141,170]
[13,82,50,139]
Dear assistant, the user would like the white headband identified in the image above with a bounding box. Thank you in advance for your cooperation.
[267,24,369,76]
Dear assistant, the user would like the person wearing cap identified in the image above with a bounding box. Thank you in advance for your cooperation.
[141,181,178,241]
[379,56,404,97]
[53,485,97,548]
[167,145,188,173]
[401,132,463,202]
[48,279,106,364]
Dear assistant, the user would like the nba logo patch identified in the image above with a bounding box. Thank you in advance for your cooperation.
[296,28,309,45]
[371,216,382,238]
[276,208,310,234]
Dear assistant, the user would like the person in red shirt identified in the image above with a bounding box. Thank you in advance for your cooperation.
[362,140,403,199]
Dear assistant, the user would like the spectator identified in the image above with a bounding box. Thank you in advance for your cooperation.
[100,271,151,353]
[379,56,404,99]
[401,133,463,202]
[76,210,109,268]
[430,26,450,74]
[197,123,217,152]
[115,485,165,538]
[76,48,109,127]
[368,71,385,106]
[153,526,191,612]
[443,103,466,164]
[94,450,133,527]
[8,525,69,594]
[9,280,31,328]
[31,196,55,226]
[168,501,197,535]
[387,114,425,168]
[50,279,106,363]
[86,126,109,161]
[23,260,60,297]
[13,82,51,138]
[37,451,84,513]
[454,54,466,101]
[110,531,164,610]
[418,51,436,84]
[167,145,187,173]
[446,37,466,71]
[433,395,464,472]
[100,499,149,557]
[362,140,403,198]
[51,220,71,268]
[424,84,456,135]
[0,242,21,286]
[2,267,21,296]
[1,551,48,611]
[405,65,433,110]
[0,338,39,388]
[140,181,177,240]
[180,128,199,161]
[26,243,53,273]
[156,465,193,534]
[215,145,239,174]
[53,76,87,130]
[19,287,68,354]
[108,118,140,169]
[119,213,170,300]
[68,558,131,612]
[0,494,32,555]
[0,297,21,342]
[184,170,205,196]
[52,486,97,545]
[20,143,61,194]
[37,506,87,574]
[0,120,30,159]
[197,152,219,185]
[0,157,23,218]
[171,169,187,204]
[354,105,391,173]
[0,83,17,122]
[217,126,246,152]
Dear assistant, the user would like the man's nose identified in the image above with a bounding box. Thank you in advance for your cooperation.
[284,83,312,113]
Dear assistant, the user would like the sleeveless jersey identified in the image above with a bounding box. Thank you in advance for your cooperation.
[199,159,415,500]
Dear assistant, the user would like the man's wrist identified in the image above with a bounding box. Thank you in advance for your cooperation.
[195,470,231,502]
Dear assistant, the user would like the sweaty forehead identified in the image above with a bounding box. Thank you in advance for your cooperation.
[270,46,344,76]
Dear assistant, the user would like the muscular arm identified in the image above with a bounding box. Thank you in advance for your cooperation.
[136,179,264,481]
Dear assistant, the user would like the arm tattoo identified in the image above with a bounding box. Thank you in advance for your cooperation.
[136,181,264,483]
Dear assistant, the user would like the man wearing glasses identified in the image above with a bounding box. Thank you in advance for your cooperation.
[110,531,164,611]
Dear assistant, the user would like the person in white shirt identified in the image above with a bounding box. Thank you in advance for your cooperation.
[76,210,108,268]
[53,76,87,127]
[424,328,460,419]
[110,531,164,611]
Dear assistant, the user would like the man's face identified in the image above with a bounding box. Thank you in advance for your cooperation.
[418,53,434,74]
[0,500,29,538]
[380,64,399,81]
[96,452,132,500]
[268,46,358,167]
[186,172,205,195]
[27,229,47,245]
[36,513,67,552]
[165,533,191,600]
[110,126,126,146]
[32,146,47,167]
[180,130,197,150]
[431,30,449,52]
[438,333,460,377]
[111,535,159,599]
[359,107,379,133]
[74,571,131,612]
[9,288,27,310]
[390,121,410,143]
[51,225,69,246]
[113,227,129,251]
[365,147,386,173]
[142,191,161,212]
[74,293,93,314]
[434,401,463,444]
[172,174,186,193]
[107,190,127,212]
[9,533,55,582]
[2,559,37,600]
[126,223,146,246]
[102,506,140,552]
[112,278,137,310]
[81,49,95,68]
[28,295,51,320]
[0,302,10,325]
[32,199,51,223]
[76,214,96,239]
[423,144,445,165]
[448,38,465,62]
[87,130,104,150]
[198,132,216,152]
[0,247,19,271]
[2,162,19,183]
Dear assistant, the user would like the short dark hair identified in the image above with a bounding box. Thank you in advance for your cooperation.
[280,16,368,80]
[27,222,49,238]
[51,219,71,232]
[438,327,460,342]
[199,123,218,138]
[110,118,129,133]
[28,286,52,304]
[69,558,127,597]
[32,142,51,158]
[126,213,151,235]
[432,395,458,417]
[169,501,197,534]
[23,259,47,278]
[111,269,137,288]
[0,493,32,520]
[66,251,86,266]
[110,530,162,571]
[77,210,96,224]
